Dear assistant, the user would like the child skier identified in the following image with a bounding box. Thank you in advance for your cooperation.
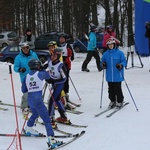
[22,59,63,149]
[101,37,126,109]
[45,47,70,126]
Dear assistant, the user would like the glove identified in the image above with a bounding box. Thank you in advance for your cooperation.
[71,55,74,61]
[41,64,48,70]
[45,78,55,84]
[116,64,123,70]
[18,68,26,73]
[102,62,107,69]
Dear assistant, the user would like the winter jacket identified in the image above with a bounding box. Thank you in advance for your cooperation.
[101,48,126,82]
[58,43,73,70]
[102,30,116,48]
[87,32,97,51]
[14,50,39,82]
[21,34,35,50]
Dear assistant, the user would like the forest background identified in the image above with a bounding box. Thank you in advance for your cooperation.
[0,0,134,46]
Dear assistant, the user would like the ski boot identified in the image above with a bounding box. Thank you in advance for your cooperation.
[108,101,116,109]
[116,102,123,109]
[82,68,90,72]
[56,117,71,124]
[47,136,63,149]
[24,126,44,137]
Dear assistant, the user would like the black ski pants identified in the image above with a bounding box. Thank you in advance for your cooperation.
[108,82,124,103]
[82,51,101,70]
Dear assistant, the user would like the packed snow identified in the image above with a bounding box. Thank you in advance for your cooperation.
[0,48,150,150]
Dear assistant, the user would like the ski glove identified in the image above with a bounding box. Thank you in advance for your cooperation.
[18,68,26,73]
[45,78,55,84]
[116,64,123,70]
[102,62,107,69]
[41,64,48,70]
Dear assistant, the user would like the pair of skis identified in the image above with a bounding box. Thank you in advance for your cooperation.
[47,131,85,150]
[0,131,85,150]
[0,101,83,115]
[94,102,129,118]
[37,119,87,136]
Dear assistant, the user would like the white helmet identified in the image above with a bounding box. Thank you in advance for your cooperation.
[106,38,116,45]
[20,42,29,48]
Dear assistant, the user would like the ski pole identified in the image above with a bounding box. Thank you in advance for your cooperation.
[100,69,105,108]
[69,76,81,101]
[120,71,139,111]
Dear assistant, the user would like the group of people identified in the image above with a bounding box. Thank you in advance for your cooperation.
[81,24,126,109]
[13,25,126,149]
[14,30,74,149]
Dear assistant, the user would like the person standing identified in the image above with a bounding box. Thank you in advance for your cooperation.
[22,59,63,149]
[21,28,35,50]
[14,42,39,113]
[81,25,102,72]
[57,33,74,101]
[101,38,126,109]
[102,25,120,53]
[46,47,70,125]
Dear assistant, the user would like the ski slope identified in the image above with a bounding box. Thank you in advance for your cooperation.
[0,49,150,150]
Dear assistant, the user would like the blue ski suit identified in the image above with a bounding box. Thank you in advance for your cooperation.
[22,70,54,136]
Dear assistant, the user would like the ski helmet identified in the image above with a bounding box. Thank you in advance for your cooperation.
[90,25,98,32]
[59,33,67,39]
[47,41,57,48]
[53,47,62,60]
[106,38,116,45]
[106,25,113,29]
[28,59,42,70]
[20,42,29,48]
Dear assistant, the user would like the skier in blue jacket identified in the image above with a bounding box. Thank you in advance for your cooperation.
[101,38,126,109]
[22,59,63,149]
[14,42,39,113]
[81,25,102,72]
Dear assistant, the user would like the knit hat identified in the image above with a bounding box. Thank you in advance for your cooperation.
[26,28,31,33]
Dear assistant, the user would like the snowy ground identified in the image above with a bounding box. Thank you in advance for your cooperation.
[0,48,150,150]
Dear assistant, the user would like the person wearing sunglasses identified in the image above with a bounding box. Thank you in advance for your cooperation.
[14,42,39,115]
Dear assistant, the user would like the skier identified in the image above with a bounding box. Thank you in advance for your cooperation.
[101,37,126,109]
[22,59,63,149]
[57,33,74,103]
[46,47,70,126]
[102,25,120,53]
[81,25,103,72]
[14,42,39,115]
[45,41,69,111]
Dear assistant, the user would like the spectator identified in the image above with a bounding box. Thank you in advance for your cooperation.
[21,28,35,50]
[14,42,39,114]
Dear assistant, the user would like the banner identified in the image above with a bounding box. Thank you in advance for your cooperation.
[135,0,150,56]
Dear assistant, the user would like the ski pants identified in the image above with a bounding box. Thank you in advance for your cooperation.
[27,92,54,136]
[108,82,124,103]
[21,92,28,109]
[48,83,66,118]
[81,51,101,70]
